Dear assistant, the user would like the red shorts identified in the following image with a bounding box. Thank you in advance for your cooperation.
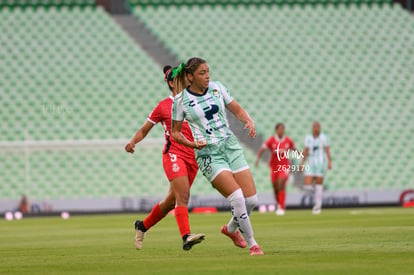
[162,153,198,186]
[271,165,289,183]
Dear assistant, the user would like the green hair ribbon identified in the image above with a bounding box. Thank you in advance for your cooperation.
[170,63,185,79]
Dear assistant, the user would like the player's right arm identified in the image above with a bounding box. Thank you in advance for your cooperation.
[125,121,154,154]
[255,144,269,167]
[300,147,309,167]
[126,102,164,154]
[300,136,310,167]
[256,137,273,167]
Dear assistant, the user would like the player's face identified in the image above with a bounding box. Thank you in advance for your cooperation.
[312,123,320,136]
[188,63,210,90]
[276,126,285,137]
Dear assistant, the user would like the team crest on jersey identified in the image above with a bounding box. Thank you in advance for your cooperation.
[212,89,220,97]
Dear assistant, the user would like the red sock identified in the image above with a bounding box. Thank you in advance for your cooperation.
[143,203,166,231]
[174,206,191,238]
[278,190,286,210]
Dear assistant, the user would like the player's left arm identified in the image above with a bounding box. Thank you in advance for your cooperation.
[226,100,256,138]
[325,146,332,170]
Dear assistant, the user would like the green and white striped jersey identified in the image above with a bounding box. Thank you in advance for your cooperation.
[304,133,329,165]
[172,81,234,145]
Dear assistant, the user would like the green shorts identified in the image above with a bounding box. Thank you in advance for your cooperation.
[195,135,249,182]
[304,162,327,177]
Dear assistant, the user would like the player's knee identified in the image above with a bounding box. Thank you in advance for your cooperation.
[175,192,190,206]
[227,189,247,214]
[227,188,244,203]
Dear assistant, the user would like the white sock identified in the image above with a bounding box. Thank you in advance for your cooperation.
[303,184,314,194]
[227,194,257,233]
[315,184,323,209]
[245,194,258,215]
[227,189,257,248]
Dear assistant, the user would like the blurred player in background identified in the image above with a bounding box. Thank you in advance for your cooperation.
[301,121,332,215]
[125,64,204,251]
[18,195,29,213]
[255,123,295,216]
[172,57,263,255]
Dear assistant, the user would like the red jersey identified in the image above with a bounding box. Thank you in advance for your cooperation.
[265,135,295,167]
[148,96,195,160]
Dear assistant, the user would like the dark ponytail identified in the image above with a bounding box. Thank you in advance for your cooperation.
[163,65,173,91]
[163,65,172,75]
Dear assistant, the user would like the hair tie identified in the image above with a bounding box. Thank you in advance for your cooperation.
[164,68,172,82]
[170,62,185,80]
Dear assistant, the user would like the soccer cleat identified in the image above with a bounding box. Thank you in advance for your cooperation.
[182,233,205,251]
[134,220,146,250]
[312,206,321,215]
[275,208,285,216]
[221,225,247,248]
[249,245,264,256]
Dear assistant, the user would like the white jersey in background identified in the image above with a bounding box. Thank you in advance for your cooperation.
[304,133,329,165]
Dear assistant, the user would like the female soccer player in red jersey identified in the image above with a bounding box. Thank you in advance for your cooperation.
[255,123,296,216]
[125,65,204,251]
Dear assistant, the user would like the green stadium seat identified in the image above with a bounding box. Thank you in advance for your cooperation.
[1,1,412,201]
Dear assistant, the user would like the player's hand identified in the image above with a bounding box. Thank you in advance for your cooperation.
[125,141,136,153]
[328,161,332,170]
[244,120,256,138]
[194,140,207,150]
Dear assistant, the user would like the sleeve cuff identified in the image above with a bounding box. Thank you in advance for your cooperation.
[147,118,157,125]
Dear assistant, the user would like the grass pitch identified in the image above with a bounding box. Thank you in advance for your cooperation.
[1,207,413,274]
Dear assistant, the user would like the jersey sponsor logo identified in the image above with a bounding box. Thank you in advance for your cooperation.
[312,146,319,152]
[203,104,219,120]
[188,100,196,107]
[205,124,226,135]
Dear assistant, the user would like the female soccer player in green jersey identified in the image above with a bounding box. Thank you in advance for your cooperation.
[171,57,263,256]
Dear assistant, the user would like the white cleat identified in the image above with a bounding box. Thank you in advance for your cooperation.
[134,220,146,250]
[312,206,321,215]
[275,209,285,216]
